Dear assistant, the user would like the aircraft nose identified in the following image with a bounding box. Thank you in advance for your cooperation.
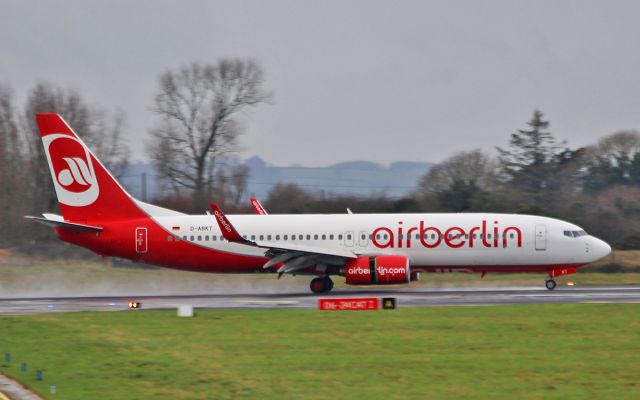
[590,237,612,261]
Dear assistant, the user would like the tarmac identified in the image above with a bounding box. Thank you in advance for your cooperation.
[1,286,639,314]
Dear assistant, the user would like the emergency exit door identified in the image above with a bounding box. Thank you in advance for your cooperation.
[135,227,148,253]
[535,224,546,250]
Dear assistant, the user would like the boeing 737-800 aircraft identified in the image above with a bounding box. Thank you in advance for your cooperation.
[28,114,612,293]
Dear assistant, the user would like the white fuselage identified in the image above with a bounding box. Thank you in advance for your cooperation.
[151,213,611,270]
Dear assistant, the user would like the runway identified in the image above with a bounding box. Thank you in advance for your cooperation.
[1,286,639,314]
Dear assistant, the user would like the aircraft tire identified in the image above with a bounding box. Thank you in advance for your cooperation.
[324,276,334,292]
[310,277,327,294]
[545,279,557,290]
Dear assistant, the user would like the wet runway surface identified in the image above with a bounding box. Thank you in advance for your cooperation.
[1,286,639,314]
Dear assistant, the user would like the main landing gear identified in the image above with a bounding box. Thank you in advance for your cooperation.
[310,276,334,294]
[545,278,557,290]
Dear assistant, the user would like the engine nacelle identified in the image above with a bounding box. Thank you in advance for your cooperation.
[344,255,410,285]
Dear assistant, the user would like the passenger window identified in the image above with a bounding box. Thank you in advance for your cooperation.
[299,234,303,240]
[330,234,334,240]
[260,235,264,240]
[183,235,187,241]
[284,235,288,240]
[276,235,280,240]
[205,236,209,241]
[347,234,352,240]
[338,234,343,240]
[168,236,173,242]
[510,233,514,239]
[267,235,272,241]
[251,235,256,240]
[383,234,388,240]
[197,236,201,241]
[321,234,326,240]
[213,236,217,241]
[307,234,311,240]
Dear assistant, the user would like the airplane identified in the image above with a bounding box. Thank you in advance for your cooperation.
[27,113,612,293]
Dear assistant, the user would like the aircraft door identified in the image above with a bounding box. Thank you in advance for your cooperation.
[358,231,368,247]
[135,227,148,254]
[535,224,546,250]
[345,231,354,247]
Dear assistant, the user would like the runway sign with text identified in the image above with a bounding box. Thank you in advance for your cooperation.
[318,298,380,311]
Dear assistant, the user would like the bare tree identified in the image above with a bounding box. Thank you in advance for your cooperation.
[0,84,27,245]
[213,164,250,209]
[417,150,499,194]
[148,59,272,210]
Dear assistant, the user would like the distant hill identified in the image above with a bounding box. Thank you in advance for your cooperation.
[119,157,433,201]
[244,156,433,199]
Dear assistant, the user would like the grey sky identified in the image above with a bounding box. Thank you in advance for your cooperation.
[2,0,640,166]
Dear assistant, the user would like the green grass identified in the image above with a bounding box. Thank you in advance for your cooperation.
[1,305,639,399]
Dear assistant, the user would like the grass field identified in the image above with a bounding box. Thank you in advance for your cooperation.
[0,305,639,399]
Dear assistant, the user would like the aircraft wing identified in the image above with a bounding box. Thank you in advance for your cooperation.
[250,198,269,215]
[210,204,357,276]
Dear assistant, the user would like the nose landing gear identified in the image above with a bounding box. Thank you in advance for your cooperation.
[545,278,557,290]
[310,276,334,294]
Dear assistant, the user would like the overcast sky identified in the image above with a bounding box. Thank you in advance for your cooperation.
[2,0,639,166]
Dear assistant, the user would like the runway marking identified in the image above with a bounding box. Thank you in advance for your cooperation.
[235,300,298,305]
[0,390,11,400]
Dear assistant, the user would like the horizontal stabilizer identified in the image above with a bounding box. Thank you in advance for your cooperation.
[25,215,102,233]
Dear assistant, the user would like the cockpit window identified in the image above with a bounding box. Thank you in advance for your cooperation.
[565,230,588,238]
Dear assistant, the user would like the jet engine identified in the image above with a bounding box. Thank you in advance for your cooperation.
[344,255,410,285]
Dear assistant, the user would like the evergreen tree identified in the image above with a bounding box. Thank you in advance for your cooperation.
[496,110,560,195]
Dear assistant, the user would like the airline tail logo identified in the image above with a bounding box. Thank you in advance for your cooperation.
[42,134,99,207]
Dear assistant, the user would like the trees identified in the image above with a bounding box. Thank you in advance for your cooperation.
[583,131,640,191]
[148,59,272,210]
[415,150,499,211]
[496,110,561,196]
[0,85,27,245]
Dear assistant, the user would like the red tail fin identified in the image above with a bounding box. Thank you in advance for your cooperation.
[36,113,141,223]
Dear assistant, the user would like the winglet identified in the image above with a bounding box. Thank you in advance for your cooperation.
[209,204,251,244]
[250,198,268,215]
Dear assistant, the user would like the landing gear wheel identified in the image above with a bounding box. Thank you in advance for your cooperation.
[310,277,334,294]
[545,279,557,290]
[324,276,334,292]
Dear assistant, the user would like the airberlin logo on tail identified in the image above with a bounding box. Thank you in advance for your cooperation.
[58,157,93,187]
[42,134,99,207]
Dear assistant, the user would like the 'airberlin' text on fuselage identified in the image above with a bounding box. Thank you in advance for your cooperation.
[372,220,523,249]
